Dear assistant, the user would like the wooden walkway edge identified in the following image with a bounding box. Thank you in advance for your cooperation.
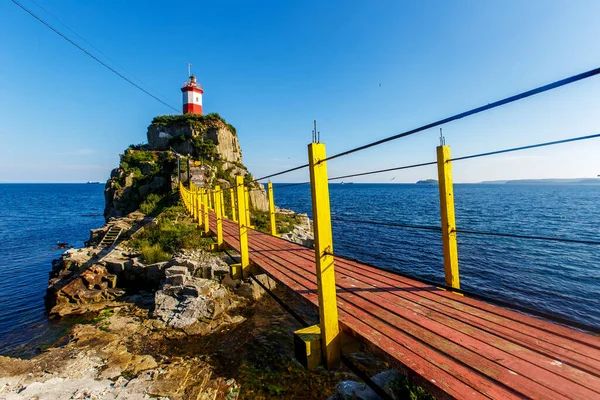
[208,211,600,400]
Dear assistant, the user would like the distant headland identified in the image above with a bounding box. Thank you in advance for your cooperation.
[479,178,600,185]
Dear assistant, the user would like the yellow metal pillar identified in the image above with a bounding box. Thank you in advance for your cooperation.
[215,186,224,249]
[193,186,198,221]
[436,145,460,289]
[268,182,277,236]
[244,187,251,228]
[308,142,341,369]
[220,189,226,219]
[196,188,204,228]
[230,188,237,222]
[203,190,210,235]
[235,176,250,278]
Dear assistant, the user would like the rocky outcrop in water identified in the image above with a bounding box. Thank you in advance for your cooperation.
[103,113,268,218]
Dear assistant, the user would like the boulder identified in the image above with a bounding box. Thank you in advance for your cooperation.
[138,161,154,176]
[150,176,166,191]
[153,278,235,329]
[110,168,123,179]
[165,265,189,276]
[328,370,403,400]
[104,256,134,274]
[138,184,150,197]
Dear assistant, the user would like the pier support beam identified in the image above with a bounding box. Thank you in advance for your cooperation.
[308,142,341,369]
[437,145,460,289]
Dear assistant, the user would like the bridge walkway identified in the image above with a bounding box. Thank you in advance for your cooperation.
[207,211,600,400]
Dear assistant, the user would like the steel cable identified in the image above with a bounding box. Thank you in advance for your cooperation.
[319,67,600,164]
[324,250,600,334]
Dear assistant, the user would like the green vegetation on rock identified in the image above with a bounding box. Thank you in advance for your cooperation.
[130,204,214,263]
[139,193,168,216]
[389,374,436,400]
[152,112,237,136]
[251,210,303,235]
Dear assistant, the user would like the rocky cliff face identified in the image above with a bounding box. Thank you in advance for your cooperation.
[147,113,241,163]
[104,113,268,219]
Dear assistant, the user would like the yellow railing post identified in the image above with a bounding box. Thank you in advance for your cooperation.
[220,189,226,219]
[215,186,223,249]
[192,185,198,221]
[198,188,203,227]
[235,176,250,278]
[244,186,251,228]
[203,189,210,235]
[230,188,237,222]
[436,144,460,289]
[308,142,341,369]
[194,187,202,225]
[268,182,277,236]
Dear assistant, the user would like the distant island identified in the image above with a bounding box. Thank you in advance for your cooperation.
[416,179,438,185]
[479,178,600,185]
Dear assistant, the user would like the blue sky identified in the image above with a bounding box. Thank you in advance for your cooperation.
[1,0,599,183]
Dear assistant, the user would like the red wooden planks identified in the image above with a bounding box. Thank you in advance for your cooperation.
[204,211,600,400]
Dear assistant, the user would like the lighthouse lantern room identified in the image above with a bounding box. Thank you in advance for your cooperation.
[181,74,203,115]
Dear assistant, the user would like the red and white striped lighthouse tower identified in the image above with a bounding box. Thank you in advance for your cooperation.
[181,66,204,114]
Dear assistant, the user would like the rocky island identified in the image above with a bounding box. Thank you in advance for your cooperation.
[0,113,429,400]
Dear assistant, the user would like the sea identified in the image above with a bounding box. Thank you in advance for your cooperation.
[0,183,598,358]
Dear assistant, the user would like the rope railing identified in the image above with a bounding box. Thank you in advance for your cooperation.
[331,217,442,233]
[450,133,600,163]
[455,229,600,246]
[323,249,600,335]
[245,66,600,188]
[332,216,600,245]
[318,66,600,164]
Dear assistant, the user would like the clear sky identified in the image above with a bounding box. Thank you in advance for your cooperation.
[1,0,599,183]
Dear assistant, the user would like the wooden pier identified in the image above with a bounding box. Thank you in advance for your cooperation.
[202,210,600,399]
[179,138,600,399]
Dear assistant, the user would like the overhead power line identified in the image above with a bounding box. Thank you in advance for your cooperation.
[28,0,170,103]
[12,0,180,113]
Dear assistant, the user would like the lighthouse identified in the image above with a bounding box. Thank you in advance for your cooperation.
[181,75,204,115]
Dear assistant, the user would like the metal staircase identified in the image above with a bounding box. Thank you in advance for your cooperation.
[98,226,123,249]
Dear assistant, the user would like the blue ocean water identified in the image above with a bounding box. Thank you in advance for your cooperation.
[0,183,598,358]
[273,183,600,329]
[0,184,105,357]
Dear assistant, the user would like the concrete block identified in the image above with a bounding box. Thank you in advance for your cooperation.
[294,324,321,370]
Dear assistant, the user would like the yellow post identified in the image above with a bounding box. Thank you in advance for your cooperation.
[220,189,226,219]
[230,188,237,222]
[308,142,340,369]
[197,190,202,228]
[203,190,210,235]
[235,176,250,278]
[197,189,202,226]
[215,186,223,249]
[268,182,277,236]
[192,186,198,221]
[437,145,460,289]
[244,187,251,228]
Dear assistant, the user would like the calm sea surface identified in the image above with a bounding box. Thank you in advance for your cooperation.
[0,183,598,357]
[0,184,105,357]
[273,183,600,330]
